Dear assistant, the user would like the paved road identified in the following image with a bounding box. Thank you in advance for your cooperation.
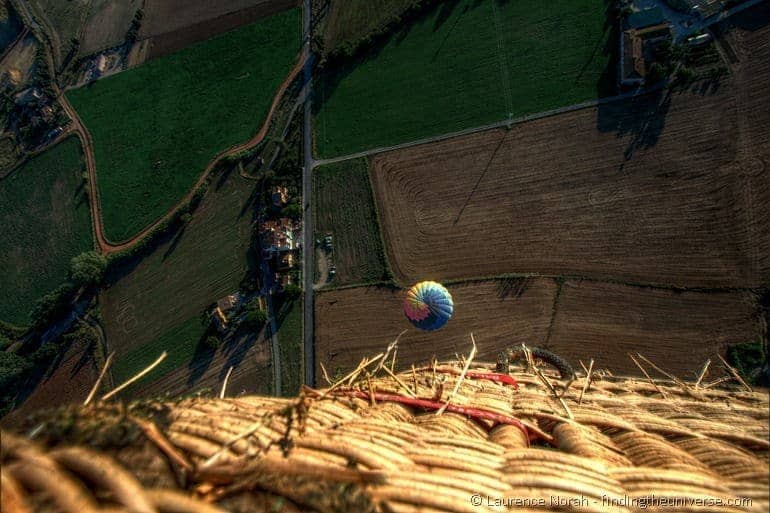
[301,0,316,388]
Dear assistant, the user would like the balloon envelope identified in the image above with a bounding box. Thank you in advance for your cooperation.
[403,281,453,331]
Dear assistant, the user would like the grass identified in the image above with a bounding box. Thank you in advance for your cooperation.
[110,315,206,385]
[100,170,258,374]
[315,0,614,158]
[313,159,389,286]
[67,8,301,242]
[0,137,19,175]
[275,296,302,396]
[0,137,92,326]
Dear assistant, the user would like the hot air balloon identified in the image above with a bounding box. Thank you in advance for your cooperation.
[403,281,454,331]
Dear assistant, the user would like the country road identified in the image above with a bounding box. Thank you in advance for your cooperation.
[68,54,307,254]
[301,0,316,388]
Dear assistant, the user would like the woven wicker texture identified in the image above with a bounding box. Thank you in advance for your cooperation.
[1,361,768,513]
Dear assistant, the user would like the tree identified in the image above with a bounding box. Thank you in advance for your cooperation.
[283,284,302,301]
[204,336,221,350]
[70,251,107,287]
[31,284,75,326]
[0,352,32,389]
[242,309,267,330]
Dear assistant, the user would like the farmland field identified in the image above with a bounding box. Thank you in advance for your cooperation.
[315,279,765,378]
[0,137,92,326]
[0,336,98,427]
[139,0,296,60]
[313,159,389,286]
[67,7,301,242]
[314,0,614,158]
[100,172,259,395]
[315,279,558,378]
[79,0,142,56]
[29,0,91,63]
[0,136,18,175]
[276,297,302,396]
[370,80,770,288]
[321,0,414,53]
[547,281,765,376]
[111,316,206,386]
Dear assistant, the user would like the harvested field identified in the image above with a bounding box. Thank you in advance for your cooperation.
[313,158,389,286]
[315,279,557,378]
[370,82,769,288]
[547,280,765,377]
[0,337,98,427]
[0,137,92,326]
[67,8,301,241]
[141,0,297,60]
[100,172,258,396]
[314,0,615,157]
[79,0,142,56]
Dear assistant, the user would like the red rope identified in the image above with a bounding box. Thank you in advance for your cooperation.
[414,366,519,388]
[337,390,529,446]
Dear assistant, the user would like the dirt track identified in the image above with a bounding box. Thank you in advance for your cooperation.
[60,52,306,254]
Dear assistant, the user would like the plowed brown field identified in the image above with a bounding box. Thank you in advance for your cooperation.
[369,8,770,289]
[316,279,765,378]
[547,280,765,377]
[315,279,558,377]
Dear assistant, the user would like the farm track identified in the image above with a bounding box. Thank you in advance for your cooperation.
[59,52,307,254]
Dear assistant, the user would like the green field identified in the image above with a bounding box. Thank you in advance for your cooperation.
[313,159,389,286]
[111,315,205,384]
[101,171,258,379]
[315,0,614,157]
[68,8,301,242]
[0,137,92,326]
[276,297,302,396]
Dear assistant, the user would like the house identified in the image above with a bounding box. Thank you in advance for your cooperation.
[261,217,300,254]
[620,8,673,86]
[95,54,108,74]
[271,186,289,208]
[212,293,241,330]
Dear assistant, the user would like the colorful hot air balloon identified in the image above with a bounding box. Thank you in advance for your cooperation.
[403,281,454,331]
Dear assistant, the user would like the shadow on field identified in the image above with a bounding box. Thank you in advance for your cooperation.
[313,0,481,117]
[596,87,672,165]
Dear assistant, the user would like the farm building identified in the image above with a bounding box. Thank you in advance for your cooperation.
[1,357,767,512]
[270,185,289,207]
[212,292,241,329]
[261,217,300,253]
[667,0,730,18]
[621,8,673,85]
